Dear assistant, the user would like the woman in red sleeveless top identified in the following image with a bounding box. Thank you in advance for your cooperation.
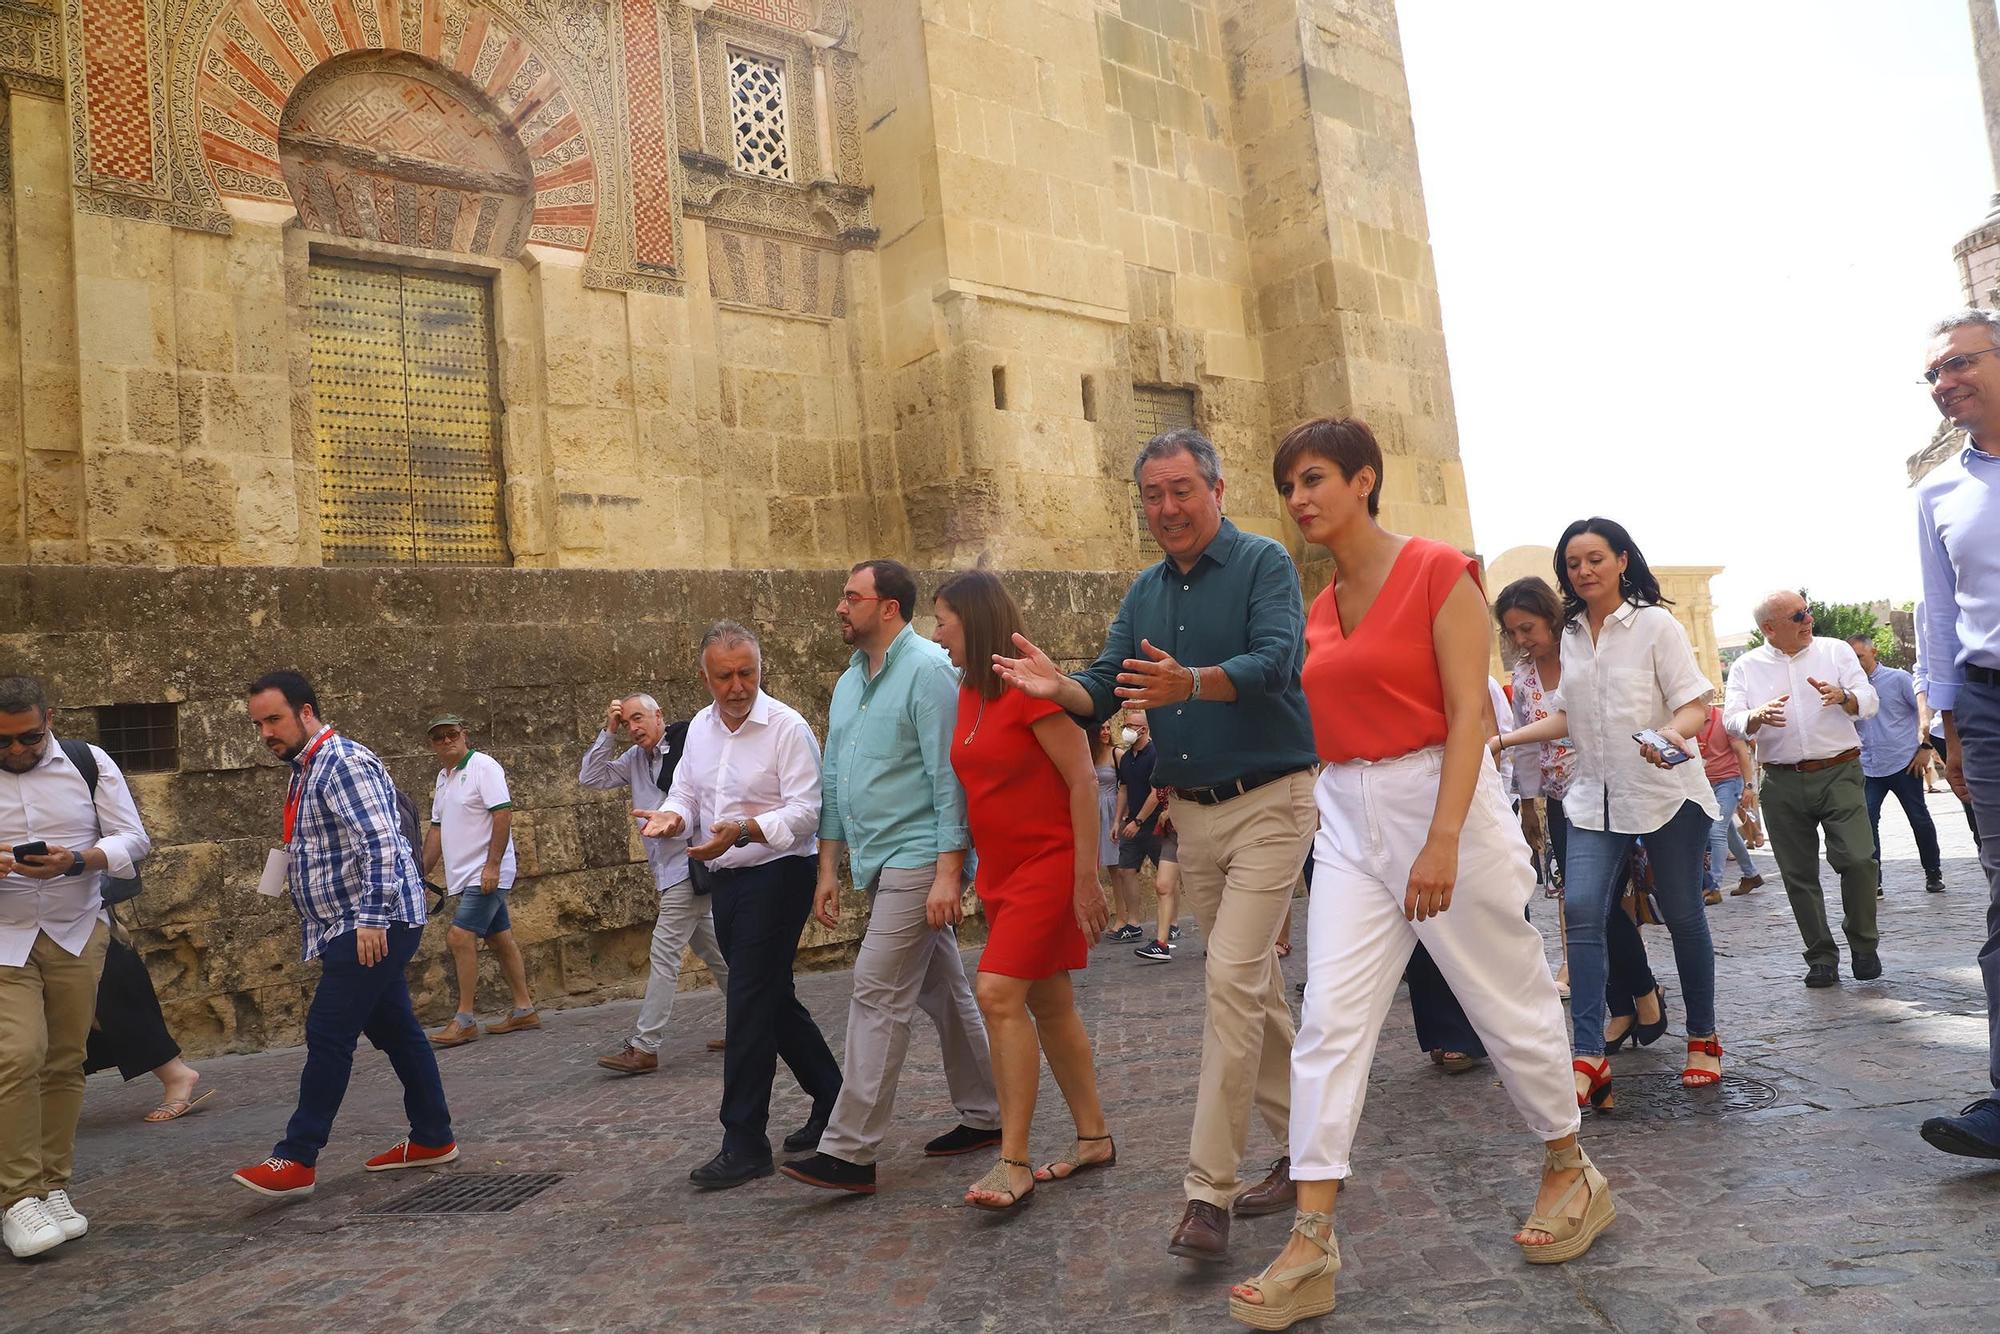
[934,570,1113,1214]
[1229,419,1614,1331]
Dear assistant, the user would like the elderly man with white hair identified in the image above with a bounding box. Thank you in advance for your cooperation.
[580,690,730,1073]
[1723,591,1879,989]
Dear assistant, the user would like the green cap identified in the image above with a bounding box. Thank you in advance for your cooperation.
[425,713,467,734]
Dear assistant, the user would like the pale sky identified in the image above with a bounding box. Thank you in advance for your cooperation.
[1398,0,1993,635]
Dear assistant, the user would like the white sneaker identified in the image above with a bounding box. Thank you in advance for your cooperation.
[41,1191,86,1241]
[3,1197,64,1258]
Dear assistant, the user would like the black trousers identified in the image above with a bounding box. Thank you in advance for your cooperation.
[1865,768,1943,875]
[710,855,842,1159]
[1407,944,1484,1058]
[85,937,180,1081]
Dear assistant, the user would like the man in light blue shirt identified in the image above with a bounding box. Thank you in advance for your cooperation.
[1846,635,1943,895]
[1914,308,2000,1157]
[779,560,999,1195]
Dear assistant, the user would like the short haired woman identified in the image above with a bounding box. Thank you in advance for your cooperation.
[1230,419,1610,1330]
[934,570,1113,1212]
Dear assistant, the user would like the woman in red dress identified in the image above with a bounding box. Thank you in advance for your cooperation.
[934,570,1113,1212]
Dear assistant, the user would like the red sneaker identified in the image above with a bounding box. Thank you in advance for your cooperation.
[232,1156,316,1198]
[364,1139,460,1172]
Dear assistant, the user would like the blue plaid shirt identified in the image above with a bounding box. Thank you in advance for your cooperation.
[286,729,427,960]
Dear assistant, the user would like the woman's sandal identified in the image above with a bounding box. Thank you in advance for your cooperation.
[964,1157,1035,1212]
[1681,1035,1723,1088]
[1515,1142,1616,1265]
[1033,1133,1116,1182]
[1228,1208,1340,1330]
[1573,1056,1614,1112]
[144,1088,214,1123]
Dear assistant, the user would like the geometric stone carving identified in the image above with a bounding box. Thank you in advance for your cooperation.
[195,0,595,252]
[281,53,534,257]
[619,0,675,269]
[0,0,63,99]
[727,49,789,181]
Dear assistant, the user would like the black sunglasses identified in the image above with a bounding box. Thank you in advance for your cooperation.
[0,729,48,750]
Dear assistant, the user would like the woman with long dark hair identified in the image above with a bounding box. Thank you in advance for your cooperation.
[1231,420,1610,1330]
[1495,519,1721,1110]
[934,571,1112,1212]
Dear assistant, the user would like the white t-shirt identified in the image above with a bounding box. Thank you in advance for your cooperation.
[430,750,517,893]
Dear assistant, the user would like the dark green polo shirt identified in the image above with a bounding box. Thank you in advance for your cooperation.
[1071,519,1317,789]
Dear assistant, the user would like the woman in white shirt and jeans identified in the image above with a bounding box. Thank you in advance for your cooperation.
[1496,519,1721,1111]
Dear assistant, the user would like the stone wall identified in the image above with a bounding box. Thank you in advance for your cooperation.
[1,564,1130,1056]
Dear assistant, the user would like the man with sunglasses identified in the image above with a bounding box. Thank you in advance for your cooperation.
[0,675,150,1258]
[1723,592,1879,989]
[1915,308,2000,1159]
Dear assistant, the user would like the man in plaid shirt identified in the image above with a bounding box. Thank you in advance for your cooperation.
[230,671,457,1200]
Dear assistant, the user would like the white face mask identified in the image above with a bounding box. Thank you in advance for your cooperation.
[1120,727,1138,747]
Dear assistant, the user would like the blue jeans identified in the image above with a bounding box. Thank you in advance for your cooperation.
[451,887,513,937]
[1863,768,1943,876]
[1563,801,1718,1057]
[1947,681,2000,1091]
[275,924,453,1166]
[1705,776,1755,889]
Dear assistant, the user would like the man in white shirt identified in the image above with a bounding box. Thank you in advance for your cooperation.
[579,693,729,1072]
[0,675,150,1258]
[638,622,842,1189]
[1724,592,1880,988]
[422,715,537,1048]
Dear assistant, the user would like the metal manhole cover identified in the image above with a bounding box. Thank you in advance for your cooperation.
[1603,1073,1778,1120]
[361,1172,563,1216]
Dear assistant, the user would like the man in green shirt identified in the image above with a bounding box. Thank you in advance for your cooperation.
[779,560,1000,1195]
[996,428,1317,1260]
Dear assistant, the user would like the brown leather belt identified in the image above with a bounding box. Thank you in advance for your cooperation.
[1763,748,1859,774]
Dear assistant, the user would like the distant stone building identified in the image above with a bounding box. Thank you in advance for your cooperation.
[1,0,1478,1050]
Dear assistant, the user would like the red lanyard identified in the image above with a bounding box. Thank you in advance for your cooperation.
[283,729,335,845]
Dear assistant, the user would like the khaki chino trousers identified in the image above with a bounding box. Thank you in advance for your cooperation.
[1169,770,1316,1208]
[0,921,110,1210]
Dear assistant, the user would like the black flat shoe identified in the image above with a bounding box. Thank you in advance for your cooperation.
[925,1123,1003,1157]
[1804,962,1838,988]
[782,1112,831,1154]
[779,1152,876,1194]
[689,1148,774,1190]
[1852,951,1882,981]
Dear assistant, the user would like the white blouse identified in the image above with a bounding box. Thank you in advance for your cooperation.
[1549,602,1719,835]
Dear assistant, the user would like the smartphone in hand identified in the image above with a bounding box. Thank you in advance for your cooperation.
[8,840,49,860]
[1631,729,1693,766]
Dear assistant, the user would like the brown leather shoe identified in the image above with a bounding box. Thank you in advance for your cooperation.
[428,1019,479,1048]
[596,1044,658,1075]
[1731,874,1763,896]
[1167,1199,1229,1260]
[485,1010,541,1035]
[1232,1156,1296,1217]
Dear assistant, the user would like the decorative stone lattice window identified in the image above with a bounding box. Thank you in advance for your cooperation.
[729,51,792,181]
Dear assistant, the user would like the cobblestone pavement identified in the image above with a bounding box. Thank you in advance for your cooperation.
[6,792,1999,1332]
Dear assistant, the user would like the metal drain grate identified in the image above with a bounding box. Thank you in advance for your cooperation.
[1601,1073,1778,1120]
[362,1172,563,1216]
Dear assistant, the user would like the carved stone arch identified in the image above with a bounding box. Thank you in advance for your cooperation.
[172,0,611,255]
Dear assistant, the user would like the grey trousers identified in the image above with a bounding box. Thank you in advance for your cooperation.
[1947,681,2000,1091]
[631,878,730,1054]
[817,865,1000,1165]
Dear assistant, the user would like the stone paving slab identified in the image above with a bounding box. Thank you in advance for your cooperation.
[5,792,1999,1332]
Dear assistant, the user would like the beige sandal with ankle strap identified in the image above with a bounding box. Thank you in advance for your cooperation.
[963,1156,1035,1212]
[1228,1209,1340,1330]
[1517,1141,1615,1264]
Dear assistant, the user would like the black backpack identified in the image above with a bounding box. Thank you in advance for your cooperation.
[58,739,145,904]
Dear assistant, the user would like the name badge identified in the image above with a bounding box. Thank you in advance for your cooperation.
[258,847,289,898]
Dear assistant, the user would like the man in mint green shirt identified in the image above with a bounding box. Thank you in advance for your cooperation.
[778,560,999,1195]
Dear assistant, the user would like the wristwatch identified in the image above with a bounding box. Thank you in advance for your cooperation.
[66,851,86,876]
[731,820,754,848]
